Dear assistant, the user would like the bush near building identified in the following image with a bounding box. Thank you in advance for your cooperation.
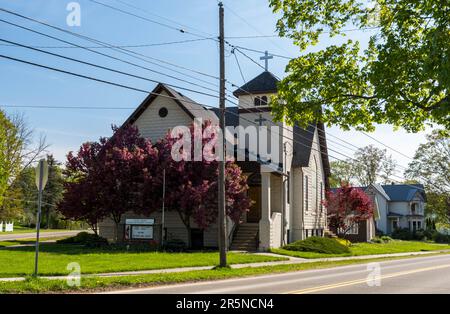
[282,237,350,254]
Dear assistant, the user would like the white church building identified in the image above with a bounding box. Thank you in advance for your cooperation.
[99,70,331,251]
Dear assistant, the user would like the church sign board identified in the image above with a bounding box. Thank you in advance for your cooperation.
[124,219,155,241]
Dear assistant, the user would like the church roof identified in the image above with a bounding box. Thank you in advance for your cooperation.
[123,83,218,126]
[292,122,331,188]
[210,107,240,127]
[232,71,279,97]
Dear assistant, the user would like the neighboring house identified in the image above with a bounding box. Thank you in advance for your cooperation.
[98,71,331,251]
[330,183,426,242]
[366,184,427,235]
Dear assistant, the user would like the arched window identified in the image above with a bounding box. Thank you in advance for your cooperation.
[261,96,268,105]
[254,97,261,106]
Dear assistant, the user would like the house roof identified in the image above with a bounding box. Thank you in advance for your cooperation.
[292,122,331,188]
[211,106,240,127]
[381,184,426,202]
[366,183,391,201]
[123,83,218,126]
[232,71,279,97]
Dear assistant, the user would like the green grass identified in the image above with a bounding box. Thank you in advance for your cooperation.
[0,243,287,277]
[270,240,450,259]
[1,253,447,293]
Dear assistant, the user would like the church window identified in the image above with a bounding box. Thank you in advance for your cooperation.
[320,182,323,212]
[261,96,268,105]
[158,107,168,118]
[254,97,261,106]
[304,175,309,211]
[287,171,290,204]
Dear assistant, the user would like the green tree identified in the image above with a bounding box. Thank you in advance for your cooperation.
[0,111,48,216]
[269,0,450,132]
[0,110,22,207]
[329,160,353,188]
[405,129,450,224]
[329,145,397,187]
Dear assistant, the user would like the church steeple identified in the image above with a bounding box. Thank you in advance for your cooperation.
[232,71,279,98]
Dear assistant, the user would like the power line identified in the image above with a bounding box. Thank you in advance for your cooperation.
[112,0,216,38]
[0,8,220,86]
[0,38,213,49]
[0,18,219,93]
[87,0,205,38]
[0,38,219,99]
[222,2,292,56]
[360,131,414,161]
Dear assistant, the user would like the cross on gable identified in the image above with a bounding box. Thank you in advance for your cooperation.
[255,114,267,126]
[260,51,273,71]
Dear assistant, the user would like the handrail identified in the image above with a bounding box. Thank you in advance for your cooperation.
[228,221,238,249]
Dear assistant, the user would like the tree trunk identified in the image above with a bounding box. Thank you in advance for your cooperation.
[113,220,121,243]
[178,212,192,249]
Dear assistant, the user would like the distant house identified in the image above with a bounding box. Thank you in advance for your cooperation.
[330,183,427,242]
[365,184,427,235]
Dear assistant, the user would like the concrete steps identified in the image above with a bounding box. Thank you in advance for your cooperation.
[230,223,258,251]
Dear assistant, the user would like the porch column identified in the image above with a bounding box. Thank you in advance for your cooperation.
[259,172,272,250]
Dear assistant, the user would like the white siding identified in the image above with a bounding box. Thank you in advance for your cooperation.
[133,90,192,142]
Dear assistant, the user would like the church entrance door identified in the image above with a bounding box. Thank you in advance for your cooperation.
[247,186,261,223]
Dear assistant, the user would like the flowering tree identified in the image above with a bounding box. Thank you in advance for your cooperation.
[323,183,374,238]
[59,125,158,240]
[147,120,252,247]
[59,122,251,246]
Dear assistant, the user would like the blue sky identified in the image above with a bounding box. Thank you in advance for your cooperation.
[0,0,431,179]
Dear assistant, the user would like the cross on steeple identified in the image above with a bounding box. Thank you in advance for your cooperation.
[255,114,267,126]
[260,51,273,71]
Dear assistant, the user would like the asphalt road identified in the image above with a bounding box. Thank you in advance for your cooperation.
[106,254,450,294]
[0,230,86,241]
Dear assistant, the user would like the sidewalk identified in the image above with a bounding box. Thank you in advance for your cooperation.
[1,249,449,282]
[0,230,87,242]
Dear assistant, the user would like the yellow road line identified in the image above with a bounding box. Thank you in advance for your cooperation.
[287,263,450,294]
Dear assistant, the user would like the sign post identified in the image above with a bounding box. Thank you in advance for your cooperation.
[34,159,48,277]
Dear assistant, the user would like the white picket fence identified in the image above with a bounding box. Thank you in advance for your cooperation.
[0,222,14,232]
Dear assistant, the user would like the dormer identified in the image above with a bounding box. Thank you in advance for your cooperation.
[232,71,279,110]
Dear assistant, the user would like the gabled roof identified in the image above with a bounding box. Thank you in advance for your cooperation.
[123,83,217,126]
[211,106,240,127]
[233,71,279,97]
[366,183,391,201]
[381,184,426,202]
[292,122,331,188]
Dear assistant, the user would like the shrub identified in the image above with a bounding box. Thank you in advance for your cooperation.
[432,232,450,244]
[380,236,393,243]
[391,228,413,240]
[282,237,350,254]
[371,237,383,243]
[164,239,187,252]
[335,238,352,247]
[57,232,108,247]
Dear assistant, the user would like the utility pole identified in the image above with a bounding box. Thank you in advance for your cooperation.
[218,1,227,267]
[161,168,166,248]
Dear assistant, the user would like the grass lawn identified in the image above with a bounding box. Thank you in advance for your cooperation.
[1,253,448,293]
[270,240,450,259]
[0,243,287,277]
